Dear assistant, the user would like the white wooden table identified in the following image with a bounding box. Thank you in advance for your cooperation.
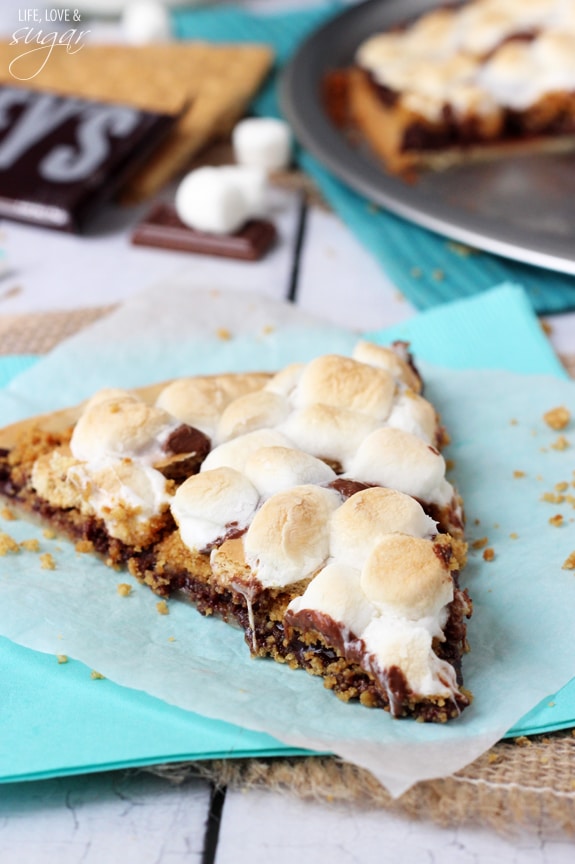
[1,2,575,861]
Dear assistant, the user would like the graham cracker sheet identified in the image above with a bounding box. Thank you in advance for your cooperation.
[0,41,274,200]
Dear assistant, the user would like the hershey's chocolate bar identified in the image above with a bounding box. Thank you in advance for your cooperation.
[0,86,176,232]
[131,202,277,261]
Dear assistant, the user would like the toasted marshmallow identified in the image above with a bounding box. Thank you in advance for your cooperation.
[217,390,290,443]
[352,341,422,393]
[201,428,294,474]
[70,393,176,465]
[244,446,336,499]
[330,487,437,569]
[361,617,458,699]
[386,391,437,444]
[264,362,305,397]
[361,534,453,622]
[346,426,453,506]
[172,467,259,553]
[67,458,170,543]
[232,117,292,172]
[157,374,265,438]
[280,404,379,469]
[287,562,373,640]
[243,485,341,588]
[293,355,396,420]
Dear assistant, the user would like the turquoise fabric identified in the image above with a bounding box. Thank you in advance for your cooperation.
[173,3,575,314]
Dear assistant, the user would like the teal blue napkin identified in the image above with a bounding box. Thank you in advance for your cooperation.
[1,284,574,785]
[173,3,575,314]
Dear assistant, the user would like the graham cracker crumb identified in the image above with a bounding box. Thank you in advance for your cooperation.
[216,327,232,341]
[471,537,489,550]
[156,600,169,615]
[20,538,40,552]
[549,514,564,527]
[513,470,525,478]
[262,324,275,335]
[90,670,105,680]
[543,406,571,430]
[447,240,474,257]
[117,583,133,597]
[483,548,495,562]
[432,268,445,281]
[487,752,499,764]
[43,528,57,540]
[57,655,68,664]
[555,481,569,492]
[551,435,570,451]
[1,506,16,521]
[514,736,531,747]
[542,492,565,504]
[509,532,519,540]
[75,539,94,554]
[0,532,20,555]
[40,552,56,570]
[509,418,518,426]
[562,551,575,570]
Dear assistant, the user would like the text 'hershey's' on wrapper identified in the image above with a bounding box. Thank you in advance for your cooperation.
[0,85,176,232]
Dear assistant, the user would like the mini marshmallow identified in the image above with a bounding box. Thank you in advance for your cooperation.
[361,617,458,699]
[385,391,438,444]
[122,0,171,45]
[244,485,340,589]
[67,458,170,544]
[244,446,336,499]
[70,393,176,465]
[345,426,453,506]
[330,487,437,569]
[157,374,267,438]
[352,341,422,393]
[201,428,294,474]
[172,467,259,553]
[287,562,373,642]
[293,355,396,420]
[232,117,292,172]
[175,167,250,235]
[280,404,379,469]
[360,534,453,621]
[217,390,290,443]
[264,362,305,397]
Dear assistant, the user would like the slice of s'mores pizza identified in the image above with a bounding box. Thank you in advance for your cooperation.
[0,341,472,721]
[347,0,575,175]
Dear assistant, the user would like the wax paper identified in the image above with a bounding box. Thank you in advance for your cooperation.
[1,283,575,797]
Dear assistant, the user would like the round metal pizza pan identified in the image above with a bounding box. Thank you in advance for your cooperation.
[280,0,575,276]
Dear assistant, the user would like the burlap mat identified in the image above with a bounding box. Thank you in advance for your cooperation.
[2,302,575,831]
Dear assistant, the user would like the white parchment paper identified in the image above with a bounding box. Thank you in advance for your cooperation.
[1,284,575,797]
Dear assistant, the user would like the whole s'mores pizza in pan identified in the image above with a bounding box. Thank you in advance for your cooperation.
[345,0,575,175]
[0,342,472,722]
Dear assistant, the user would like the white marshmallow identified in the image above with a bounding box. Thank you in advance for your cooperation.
[201,428,294,474]
[175,168,250,235]
[345,426,453,506]
[244,485,340,589]
[287,562,374,641]
[122,0,171,44]
[220,166,267,218]
[361,617,458,699]
[232,117,292,172]
[244,446,336,499]
[172,467,260,553]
